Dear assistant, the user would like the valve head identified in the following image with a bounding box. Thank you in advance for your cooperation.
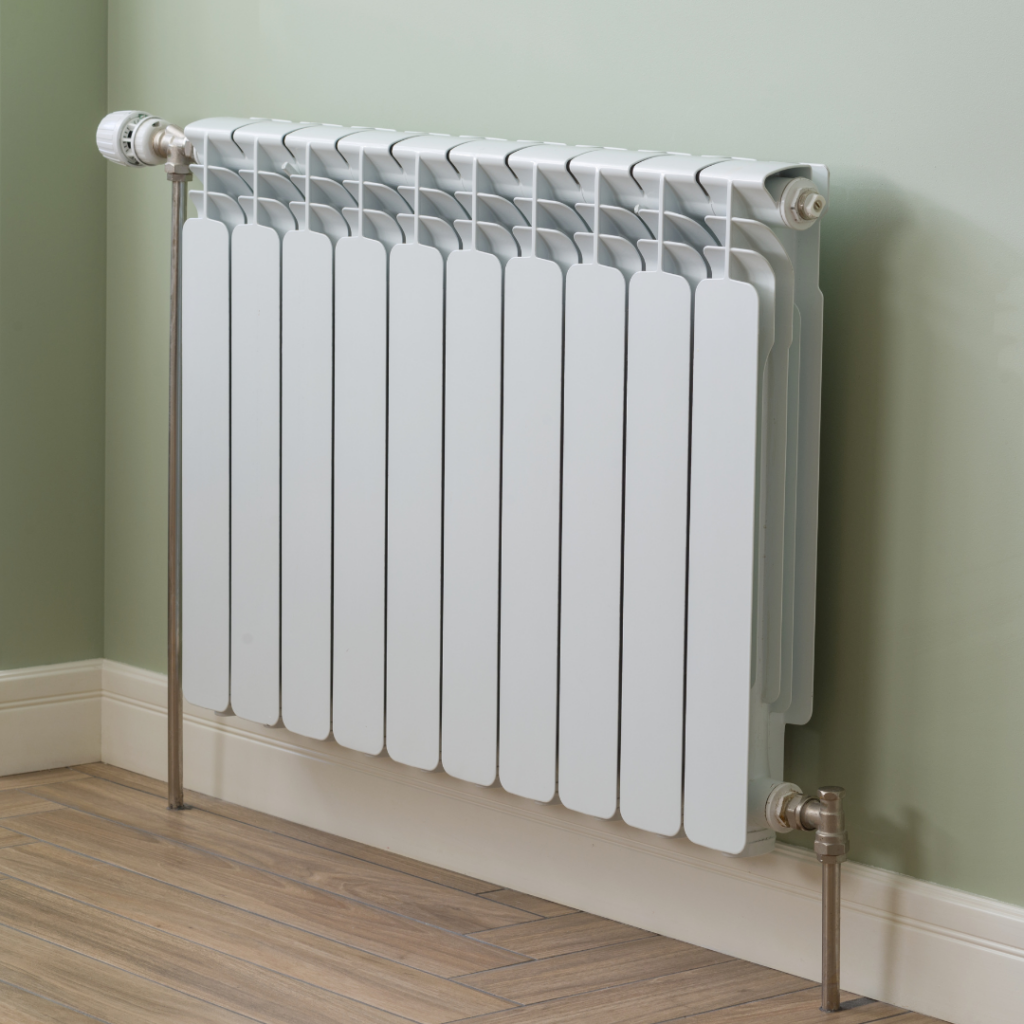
[96,110,194,174]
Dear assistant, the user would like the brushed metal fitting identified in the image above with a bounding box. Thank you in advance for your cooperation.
[156,125,195,181]
[809,787,849,865]
[767,783,849,862]
[782,787,849,863]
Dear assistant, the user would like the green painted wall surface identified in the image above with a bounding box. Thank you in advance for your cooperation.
[105,1,1024,905]
[0,0,107,668]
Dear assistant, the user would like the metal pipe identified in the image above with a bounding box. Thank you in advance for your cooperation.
[821,859,841,1011]
[812,787,848,1012]
[167,165,190,810]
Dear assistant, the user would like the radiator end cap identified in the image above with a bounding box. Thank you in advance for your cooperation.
[779,176,826,230]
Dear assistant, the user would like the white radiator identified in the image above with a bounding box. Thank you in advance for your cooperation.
[180,117,827,858]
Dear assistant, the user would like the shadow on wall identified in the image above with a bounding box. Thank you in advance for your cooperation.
[783,174,1024,907]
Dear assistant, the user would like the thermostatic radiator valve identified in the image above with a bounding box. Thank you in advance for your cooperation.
[96,110,195,178]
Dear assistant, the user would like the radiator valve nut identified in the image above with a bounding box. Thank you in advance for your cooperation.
[765,781,803,833]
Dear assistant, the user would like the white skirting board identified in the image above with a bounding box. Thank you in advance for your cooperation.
[0,658,1020,1024]
[0,660,102,773]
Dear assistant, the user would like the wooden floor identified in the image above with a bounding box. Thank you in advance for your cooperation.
[0,765,945,1024]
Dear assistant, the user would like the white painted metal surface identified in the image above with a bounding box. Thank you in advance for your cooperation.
[441,248,502,786]
[333,235,388,755]
[181,217,231,714]
[230,222,282,726]
[499,255,564,803]
[619,270,692,837]
[281,228,333,739]
[684,275,762,855]
[558,261,627,821]
[386,241,444,771]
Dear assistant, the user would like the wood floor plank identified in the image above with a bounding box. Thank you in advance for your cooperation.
[0,922,256,1024]
[0,875,413,1024]
[73,762,497,894]
[460,935,732,1003]
[0,981,105,1023]
[0,769,87,792]
[882,1015,950,1023]
[5,809,525,976]
[0,790,60,819]
[0,842,513,1024]
[31,778,536,932]
[0,826,36,849]
[479,889,577,918]
[665,987,908,1023]
[456,960,811,1024]
[470,912,651,956]
[71,763,164,796]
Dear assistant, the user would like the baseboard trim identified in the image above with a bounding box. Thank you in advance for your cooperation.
[3,657,1021,1024]
[0,659,103,774]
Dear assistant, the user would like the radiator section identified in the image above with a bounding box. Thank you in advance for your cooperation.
[229,220,282,727]
[386,241,445,771]
[180,216,230,715]
[333,234,388,755]
[618,270,692,838]
[280,228,333,740]
[498,255,563,804]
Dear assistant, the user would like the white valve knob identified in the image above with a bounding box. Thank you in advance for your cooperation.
[96,110,161,167]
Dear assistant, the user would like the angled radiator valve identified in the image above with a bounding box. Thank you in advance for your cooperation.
[767,783,849,1012]
[96,110,195,180]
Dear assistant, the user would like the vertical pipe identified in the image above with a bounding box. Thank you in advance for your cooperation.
[167,177,186,810]
[776,785,848,1012]
[821,861,841,1011]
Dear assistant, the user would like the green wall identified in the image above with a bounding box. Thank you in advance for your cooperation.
[0,0,107,668]
[102,1,1024,904]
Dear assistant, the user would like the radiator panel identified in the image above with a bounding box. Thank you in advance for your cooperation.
[280,229,333,740]
[181,217,231,714]
[333,235,388,754]
[441,249,502,786]
[558,263,627,821]
[684,278,761,855]
[498,256,564,804]
[230,223,282,727]
[386,242,444,771]
[619,270,692,837]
